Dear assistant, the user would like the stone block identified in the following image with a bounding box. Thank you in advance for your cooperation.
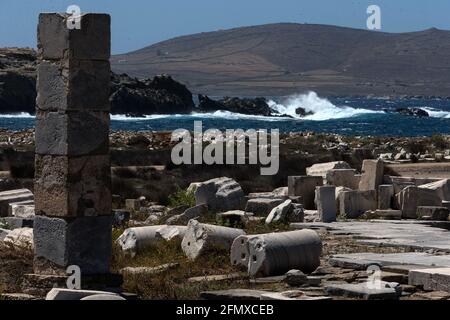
[38,13,110,61]
[35,111,109,156]
[306,161,351,179]
[0,217,34,229]
[378,185,394,209]
[8,200,34,216]
[45,288,120,301]
[245,198,284,216]
[418,179,450,202]
[359,160,384,192]
[194,177,245,211]
[326,169,360,189]
[0,189,34,217]
[34,155,111,217]
[288,176,323,209]
[33,215,112,275]
[416,206,449,221]
[36,60,110,112]
[396,186,442,219]
[10,204,35,218]
[315,186,336,222]
[409,268,450,292]
[339,190,377,218]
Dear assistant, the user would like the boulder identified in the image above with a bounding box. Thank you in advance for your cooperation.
[194,177,245,211]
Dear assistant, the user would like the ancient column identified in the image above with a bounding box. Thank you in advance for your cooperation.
[33,13,112,275]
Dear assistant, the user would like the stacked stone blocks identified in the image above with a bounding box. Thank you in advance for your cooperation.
[34,13,112,275]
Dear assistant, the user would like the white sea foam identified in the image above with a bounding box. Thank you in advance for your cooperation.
[268,91,382,121]
[0,112,34,118]
[422,107,450,119]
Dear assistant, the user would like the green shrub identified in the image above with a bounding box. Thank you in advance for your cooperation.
[167,187,195,208]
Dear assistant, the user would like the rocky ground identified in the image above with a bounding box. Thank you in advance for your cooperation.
[1,131,450,300]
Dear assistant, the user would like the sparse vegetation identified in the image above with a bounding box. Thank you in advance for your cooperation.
[168,187,196,208]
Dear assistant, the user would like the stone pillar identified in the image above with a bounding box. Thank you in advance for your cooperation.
[33,13,112,275]
[359,160,384,192]
[315,186,336,222]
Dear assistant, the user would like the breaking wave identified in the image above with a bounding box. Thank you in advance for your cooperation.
[268,91,382,121]
[422,107,450,119]
[0,112,34,118]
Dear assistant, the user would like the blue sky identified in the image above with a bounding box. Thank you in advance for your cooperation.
[1,0,449,54]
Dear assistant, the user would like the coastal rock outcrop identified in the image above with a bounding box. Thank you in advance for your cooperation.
[390,107,430,117]
[0,48,195,116]
[197,94,274,116]
[110,73,195,116]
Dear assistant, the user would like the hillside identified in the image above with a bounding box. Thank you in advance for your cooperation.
[111,23,450,97]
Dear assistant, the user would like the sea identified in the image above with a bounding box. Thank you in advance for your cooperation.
[1,91,450,137]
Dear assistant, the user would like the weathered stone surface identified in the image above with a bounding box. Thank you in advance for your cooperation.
[45,288,118,301]
[265,199,293,224]
[416,206,449,221]
[33,215,112,275]
[166,204,208,225]
[396,186,442,219]
[188,273,244,283]
[418,179,450,201]
[288,176,323,209]
[339,190,377,218]
[8,200,34,216]
[359,160,384,192]
[10,204,35,218]
[231,229,322,277]
[326,169,360,189]
[35,111,109,156]
[245,198,284,216]
[285,269,308,286]
[0,189,34,217]
[117,225,167,256]
[378,185,394,209]
[182,220,245,260]
[3,227,33,248]
[38,13,110,60]
[0,217,34,229]
[306,161,351,179]
[34,155,111,217]
[409,268,450,292]
[216,210,251,225]
[194,177,245,211]
[325,282,401,300]
[315,186,336,222]
[293,220,450,252]
[36,60,110,112]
